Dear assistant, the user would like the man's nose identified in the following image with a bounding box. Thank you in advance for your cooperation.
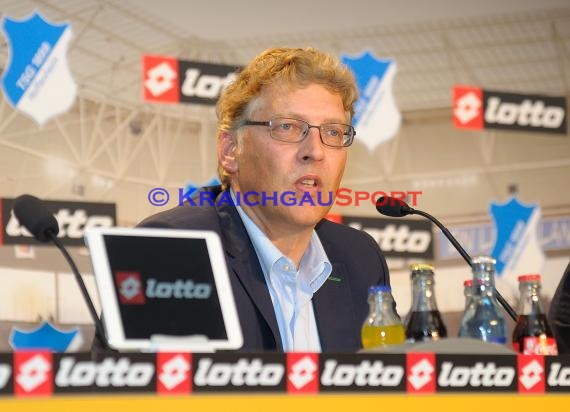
[298,126,325,161]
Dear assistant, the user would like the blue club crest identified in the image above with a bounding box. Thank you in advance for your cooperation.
[341,50,401,151]
[9,321,83,352]
[489,196,542,276]
[1,11,77,126]
[184,177,221,196]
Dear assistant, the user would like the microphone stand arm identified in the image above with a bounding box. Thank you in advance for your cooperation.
[48,232,111,350]
[411,209,518,322]
[413,209,472,265]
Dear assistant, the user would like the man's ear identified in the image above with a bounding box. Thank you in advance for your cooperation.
[218,131,238,174]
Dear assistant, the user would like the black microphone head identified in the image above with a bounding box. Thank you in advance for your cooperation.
[375,196,413,217]
[13,194,59,242]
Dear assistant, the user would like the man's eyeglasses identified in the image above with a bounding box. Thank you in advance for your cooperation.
[242,117,355,148]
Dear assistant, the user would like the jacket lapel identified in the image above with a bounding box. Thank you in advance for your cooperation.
[313,251,359,352]
[215,194,283,350]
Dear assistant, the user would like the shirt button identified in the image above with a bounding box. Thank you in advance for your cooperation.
[283,264,291,272]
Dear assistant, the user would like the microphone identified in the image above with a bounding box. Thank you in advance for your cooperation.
[376,196,518,321]
[12,195,59,242]
[13,194,111,350]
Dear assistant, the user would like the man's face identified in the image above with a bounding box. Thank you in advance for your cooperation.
[229,82,349,234]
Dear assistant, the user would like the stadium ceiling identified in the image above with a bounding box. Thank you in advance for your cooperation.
[1,0,569,116]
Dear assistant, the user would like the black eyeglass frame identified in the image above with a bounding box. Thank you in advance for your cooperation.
[241,117,356,148]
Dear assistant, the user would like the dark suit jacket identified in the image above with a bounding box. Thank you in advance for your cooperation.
[138,186,390,352]
[549,260,570,354]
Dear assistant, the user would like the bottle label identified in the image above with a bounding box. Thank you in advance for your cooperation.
[520,336,558,355]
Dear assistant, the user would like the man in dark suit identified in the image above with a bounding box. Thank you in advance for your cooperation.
[140,47,390,352]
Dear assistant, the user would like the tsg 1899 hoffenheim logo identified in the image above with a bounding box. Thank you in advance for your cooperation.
[489,196,545,300]
[1,11,77,126]
[341,51,401,151]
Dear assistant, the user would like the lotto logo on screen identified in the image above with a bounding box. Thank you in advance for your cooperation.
[143,55,179,103]
[453,85,484,130]
[115,271,145,304]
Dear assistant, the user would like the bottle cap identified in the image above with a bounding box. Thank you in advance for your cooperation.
[463,279,472,287]
[472,255,496,265]
[471,255,496,272]
[518,274,541,282]
[368,285,391,294]
[409,262,434,273]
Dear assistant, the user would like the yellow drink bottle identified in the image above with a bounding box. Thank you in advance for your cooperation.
[361,285,405,349]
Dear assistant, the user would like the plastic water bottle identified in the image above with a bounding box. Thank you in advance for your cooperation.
[361,285,405,349]
[458,256,507,344]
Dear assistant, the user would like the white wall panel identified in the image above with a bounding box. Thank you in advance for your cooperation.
[56,272,100,325]
[0,267,56,322]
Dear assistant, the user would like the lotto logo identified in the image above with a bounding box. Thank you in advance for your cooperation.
[453,85,567,134]
[318,355,405,392]
[287,353,319,394]
[407,353,436,393]
[2,199,116,247]
[546,362,570,390]
[453,86,483,130]
[115,271,145,304]
[157,353,191,394]
[518,355,545,393]
[343,216,433,260]
[178,60,239,105]
[143,55,179,103]
[484,94,567,134]
[54,356,155,391]
[142,55,241,107]
[437,360,516,392]
[14,352,53,396]
[192,355,285,392]
[0,363,11,392]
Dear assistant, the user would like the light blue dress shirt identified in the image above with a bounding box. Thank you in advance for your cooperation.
[233,197,332,352]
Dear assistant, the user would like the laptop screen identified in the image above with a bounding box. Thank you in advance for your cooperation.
[85,227,242,352]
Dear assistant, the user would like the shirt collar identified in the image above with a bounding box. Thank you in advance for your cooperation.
[232,190,332,292]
